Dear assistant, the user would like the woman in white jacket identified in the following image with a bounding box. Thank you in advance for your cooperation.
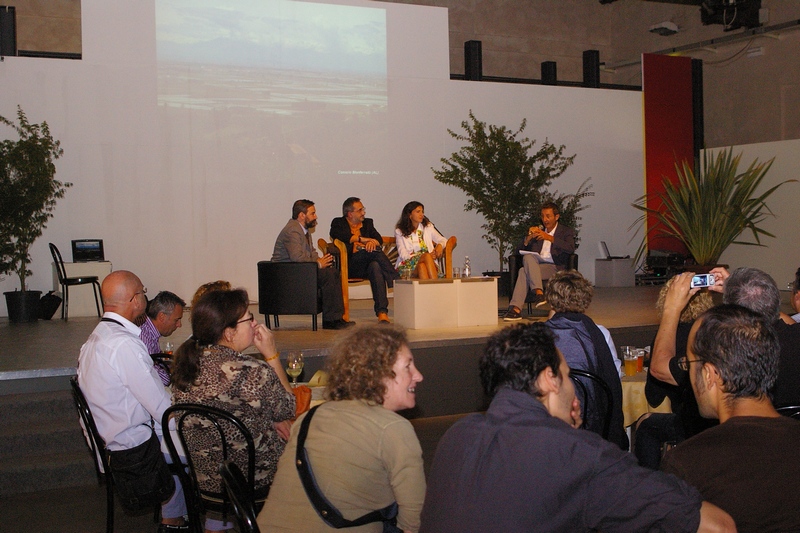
[395,201,448,279]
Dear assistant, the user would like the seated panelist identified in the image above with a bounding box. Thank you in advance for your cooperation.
[395,201,448,280]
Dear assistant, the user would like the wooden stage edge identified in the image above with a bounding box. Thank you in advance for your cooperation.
[0,286,666,397]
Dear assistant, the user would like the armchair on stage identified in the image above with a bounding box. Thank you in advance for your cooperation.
[319,235,457,322]
[257,261,322,331]
[508,251,579,312]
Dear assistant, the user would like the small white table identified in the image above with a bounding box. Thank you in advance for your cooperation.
[394,277,498,329]
[51,261,112,317]
[595,258,635,287]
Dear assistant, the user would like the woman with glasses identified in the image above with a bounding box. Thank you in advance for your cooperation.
[172,288,295,532]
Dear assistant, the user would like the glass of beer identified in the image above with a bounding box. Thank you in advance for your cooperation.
[621,346,638,377]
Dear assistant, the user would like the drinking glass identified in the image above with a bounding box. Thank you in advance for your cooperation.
[286,352,304,387]
[620,346,637,377]
[164,342,174,355]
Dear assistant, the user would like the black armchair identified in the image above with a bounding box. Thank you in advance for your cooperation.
[508,251,578,312]
[257,261,322,331]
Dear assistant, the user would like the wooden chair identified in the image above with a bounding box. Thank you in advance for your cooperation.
[777,405,800,420]
[50,242,103,320]
[569,368,613,440]
[319,235,457,322]
[219,460,261,533]
[257,261,322,331]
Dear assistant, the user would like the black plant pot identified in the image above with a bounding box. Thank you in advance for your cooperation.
[4,290,42,323]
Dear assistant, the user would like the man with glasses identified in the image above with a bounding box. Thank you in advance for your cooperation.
[661,304,800,532]
[77,270,190,532]
[330,197,399,323]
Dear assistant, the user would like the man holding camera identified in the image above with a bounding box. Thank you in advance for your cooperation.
[504,201,575,321]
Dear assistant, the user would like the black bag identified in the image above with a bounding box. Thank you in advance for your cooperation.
[39,291,62,320]
[108,430,175,512]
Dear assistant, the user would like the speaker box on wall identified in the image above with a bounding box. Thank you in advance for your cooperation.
[541,61,557,85]
[583,50,600,88]
[464,40,482,81]
[0,6,17,57]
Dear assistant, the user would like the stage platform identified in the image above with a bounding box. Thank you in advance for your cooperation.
[0,286,667,401]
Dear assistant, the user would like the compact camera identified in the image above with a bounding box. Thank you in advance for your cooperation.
[691,273,715,288]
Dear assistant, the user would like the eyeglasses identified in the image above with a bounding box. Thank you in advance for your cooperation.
[129,287,147,302]
[236,313,255,326]
[677,356,706,371]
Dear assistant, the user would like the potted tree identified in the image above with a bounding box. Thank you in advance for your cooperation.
[432,111,592,294]
[631,147,794,268]
[1,106,70,322]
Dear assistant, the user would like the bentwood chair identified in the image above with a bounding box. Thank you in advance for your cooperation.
[777,405,800,420]
[219,461,261,533]
[257,261,322,331]
[162,404,265,533]
[70,377,115,533]
[50,243,103,320]
[569,368,613,440]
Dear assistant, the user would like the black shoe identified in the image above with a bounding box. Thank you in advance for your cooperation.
[533,292,547,308]
[323,319,356,330]
[503,307,522,321]
[157,524,190,533]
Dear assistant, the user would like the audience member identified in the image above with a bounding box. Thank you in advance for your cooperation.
[272,199,352,330]
[190,280,231,310]
[258,324,426,533]
[77,270,188,532]
[543,270,627,449]
[330,197,399,323]
[171,288,295,530]
[636,274,716,469]
[140,290,186,385]
[710,266,800,407]
[781,266,800,324]
[504,201,575,320]
[420,322,734,533]
[661,304,800,532]
[394,201,448,280]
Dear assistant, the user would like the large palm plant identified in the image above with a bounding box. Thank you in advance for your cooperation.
[631,148,793,266]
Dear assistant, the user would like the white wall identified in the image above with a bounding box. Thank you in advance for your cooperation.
[0,0,646,315]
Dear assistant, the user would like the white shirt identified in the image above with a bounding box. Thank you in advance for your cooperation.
[539,223,557,259]
[77,312,172,451]
[597,324,624,378]
[792,312,800,323]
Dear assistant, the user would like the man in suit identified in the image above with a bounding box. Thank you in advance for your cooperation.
[330,197,399,323]
[272,199,353,330]
[504,201,575,321]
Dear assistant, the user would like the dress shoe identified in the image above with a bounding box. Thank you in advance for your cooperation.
[503,307,522,321]
[377,312,390,323]
[533,292,547,307]
[323,319,356,330]
[157,524,190,533]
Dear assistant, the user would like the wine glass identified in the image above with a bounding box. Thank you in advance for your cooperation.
[164,342,174,355]
[286,352,304,387]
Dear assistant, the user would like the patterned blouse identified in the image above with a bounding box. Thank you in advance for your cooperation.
[172,345,295,496]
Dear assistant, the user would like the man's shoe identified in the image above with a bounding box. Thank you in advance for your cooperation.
[533,292,547,308]
[323,319,356,330]
[377,312,390,323]
[503,307,523,321]
[157,524,190,533]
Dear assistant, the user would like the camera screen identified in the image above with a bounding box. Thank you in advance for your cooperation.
[691,274,713,288]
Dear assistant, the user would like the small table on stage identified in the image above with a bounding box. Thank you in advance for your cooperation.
[394,277,498,329]
[621,371,671,427]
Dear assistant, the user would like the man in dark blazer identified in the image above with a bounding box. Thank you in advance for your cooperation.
[272,199,353,330]
[330,197,399,323]
[504,201,575,321]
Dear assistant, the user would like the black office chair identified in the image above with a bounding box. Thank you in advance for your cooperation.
[70,376,115,533]
[508,252,579,313]
[777,405,800,420]
[219,460,261,533]
[257,261,322,331]
[50,243,103,320]
[162,404,264,533]
[569,368,613,440]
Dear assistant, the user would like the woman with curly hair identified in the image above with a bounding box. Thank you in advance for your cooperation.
[172,288,295,532]
[258,323,426,533]
[395,201,448,279]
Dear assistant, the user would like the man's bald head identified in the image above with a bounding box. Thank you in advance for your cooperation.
[102,270,146,321]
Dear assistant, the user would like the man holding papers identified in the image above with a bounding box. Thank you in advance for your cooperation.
[504,202,575,321]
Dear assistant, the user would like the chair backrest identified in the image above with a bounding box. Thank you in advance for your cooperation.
[569,368,613,440]
[219,460,261,533]
[69,376,110,479]
[256,261,320,316]
[162,403,257,519]
[50,242,68,284]
[777,405,800,420]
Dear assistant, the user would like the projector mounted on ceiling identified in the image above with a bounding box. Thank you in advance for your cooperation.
[649,21,679,36]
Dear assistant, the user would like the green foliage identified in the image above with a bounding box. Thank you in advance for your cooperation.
[631,147,794,266]
[0,106,70,290]
[432,110,592,270]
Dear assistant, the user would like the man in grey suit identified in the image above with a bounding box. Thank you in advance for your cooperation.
[272,199,354,330]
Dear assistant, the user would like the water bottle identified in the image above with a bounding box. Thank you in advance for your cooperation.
[463,256,471,278]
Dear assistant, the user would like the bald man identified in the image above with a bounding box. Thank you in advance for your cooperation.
[77,271,190,532]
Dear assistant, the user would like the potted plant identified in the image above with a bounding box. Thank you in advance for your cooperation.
[432,111,592,293]
[0,106,70,322]
[631,147,794,268]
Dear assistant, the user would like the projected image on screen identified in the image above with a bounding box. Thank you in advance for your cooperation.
[156,0,387,182]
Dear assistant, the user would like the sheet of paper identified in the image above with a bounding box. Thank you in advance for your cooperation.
[519,250,554,264]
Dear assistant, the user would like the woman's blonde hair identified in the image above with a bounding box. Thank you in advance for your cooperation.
[190,280,232,309]
[326,324,408,404]
[656,275,714,322]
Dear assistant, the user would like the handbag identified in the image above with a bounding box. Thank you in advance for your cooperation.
[107,428,175,512]
[296,405,401,533]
